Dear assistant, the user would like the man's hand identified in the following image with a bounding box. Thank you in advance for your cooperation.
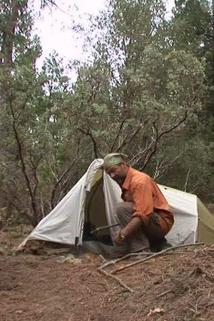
[114,230,126,246]
[114,217,143,245]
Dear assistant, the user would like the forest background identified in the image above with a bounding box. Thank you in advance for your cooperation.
[0,0,213,227]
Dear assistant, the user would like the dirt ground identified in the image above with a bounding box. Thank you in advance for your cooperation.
[0,227,214,321]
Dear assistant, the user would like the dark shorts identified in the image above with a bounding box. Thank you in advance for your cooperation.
[116,202,174,244]
[141,212,168,243]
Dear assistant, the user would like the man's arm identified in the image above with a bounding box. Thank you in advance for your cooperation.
[121,216,142,237]
[115,216,142,245]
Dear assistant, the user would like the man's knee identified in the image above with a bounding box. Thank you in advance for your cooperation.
[144,213,168,242]
[116,202,133,220]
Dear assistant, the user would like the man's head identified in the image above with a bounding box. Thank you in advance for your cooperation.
[103,153,129,185]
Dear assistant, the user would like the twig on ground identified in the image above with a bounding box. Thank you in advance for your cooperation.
[156,289,173,298]
[97,267,134,293]
[111,243,204,275]
[98,254,106,263]
[99,249,150,270]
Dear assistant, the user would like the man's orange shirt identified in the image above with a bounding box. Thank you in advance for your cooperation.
[122,167,174,231]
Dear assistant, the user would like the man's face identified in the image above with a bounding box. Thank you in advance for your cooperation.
[105,163,127,186]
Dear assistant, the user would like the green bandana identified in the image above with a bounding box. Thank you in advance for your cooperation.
[103,153,127,169]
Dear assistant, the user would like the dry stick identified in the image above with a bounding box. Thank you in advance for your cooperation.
[111,243,204,275]
[99,249,150,270]
[156,289,173,298]
[97,267,134,293]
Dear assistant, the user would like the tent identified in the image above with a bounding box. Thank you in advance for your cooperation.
[19,159,214,248]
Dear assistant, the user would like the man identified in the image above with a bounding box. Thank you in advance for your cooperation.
[103,153,174,253]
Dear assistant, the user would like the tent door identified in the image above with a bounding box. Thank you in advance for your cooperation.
[83,178,113,244]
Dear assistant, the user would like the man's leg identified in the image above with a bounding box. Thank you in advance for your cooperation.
[116,202,150,252]
[142,213,171,252]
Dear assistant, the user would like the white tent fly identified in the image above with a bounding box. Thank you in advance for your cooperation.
[19,159,214,248]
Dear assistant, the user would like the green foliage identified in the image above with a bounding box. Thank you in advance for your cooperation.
[167,0,214,199]
[0,0,213,227]
[171,0,211,54]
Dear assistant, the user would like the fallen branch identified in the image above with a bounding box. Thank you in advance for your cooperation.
[97,267,134,293]
[111,243,204,274]
[99,249,150,270]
